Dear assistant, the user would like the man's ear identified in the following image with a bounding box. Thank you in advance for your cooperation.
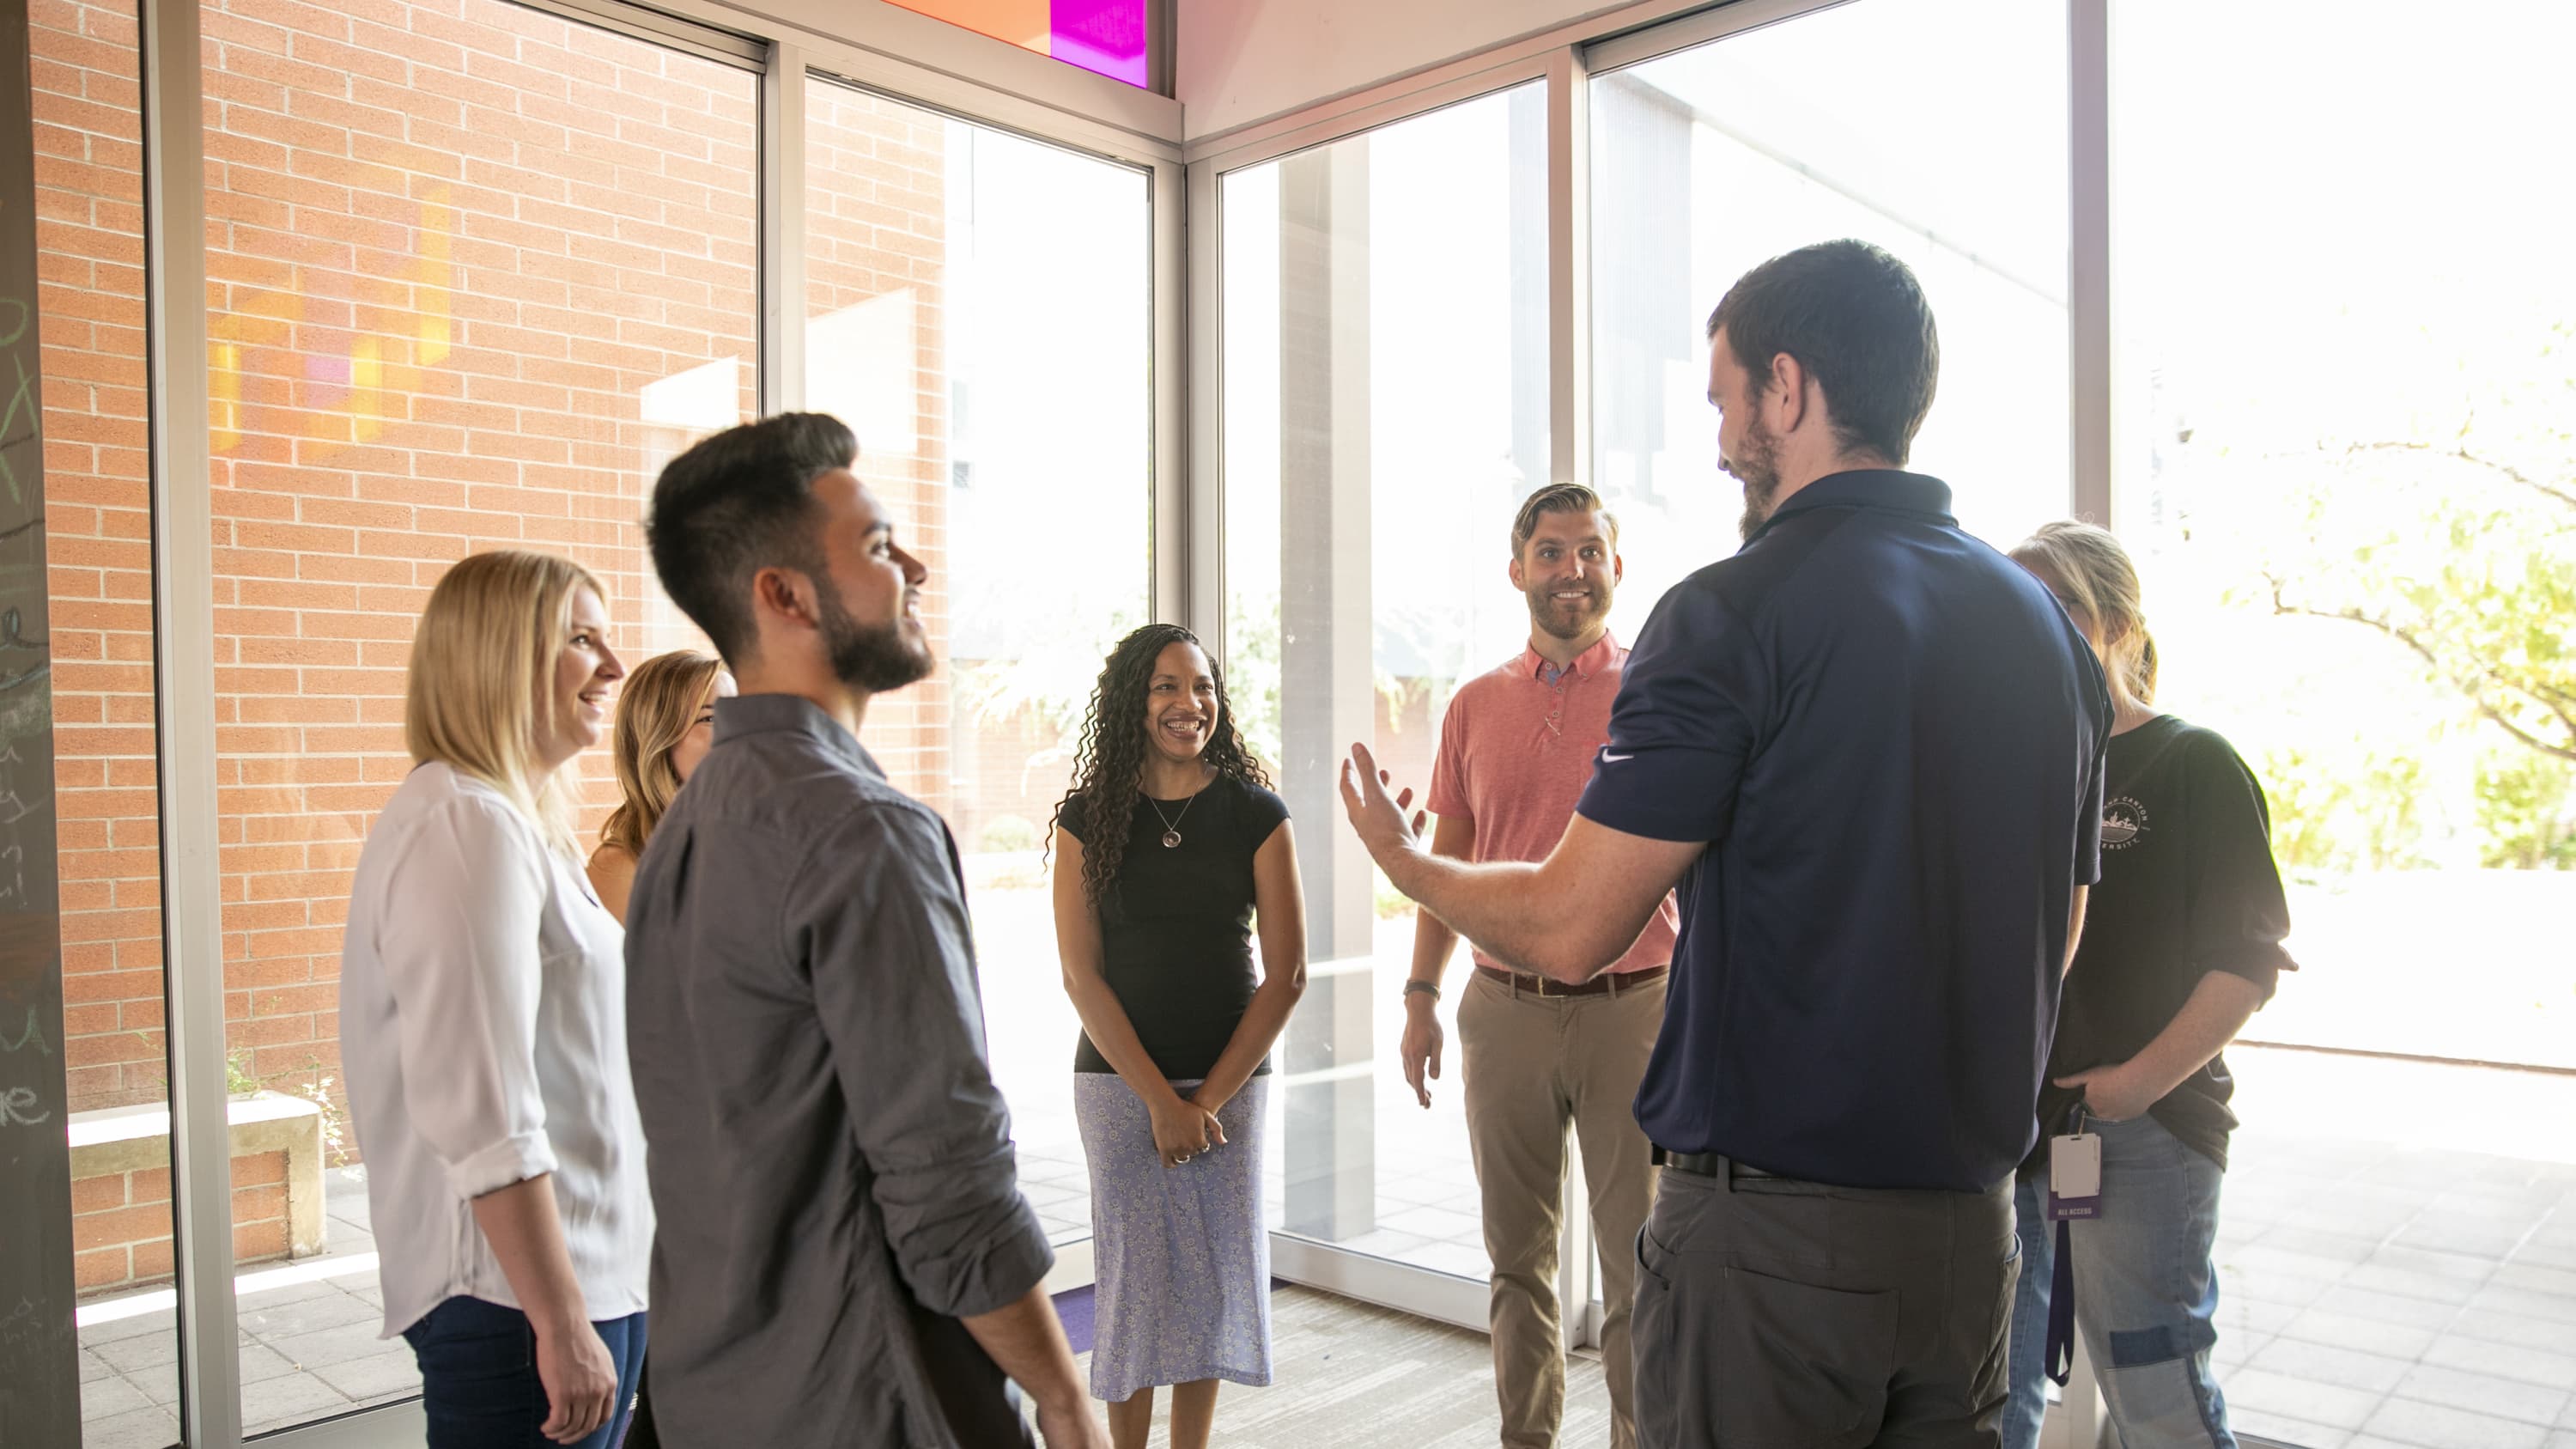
[1771,351,1811,435]
[750,566,816,631]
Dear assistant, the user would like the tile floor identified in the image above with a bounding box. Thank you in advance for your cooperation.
[71,1046,2576,1448]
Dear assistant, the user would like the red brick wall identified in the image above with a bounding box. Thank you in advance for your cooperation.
[804,80,954,813]
[32,0,166,1116]
[33,1,959,1138]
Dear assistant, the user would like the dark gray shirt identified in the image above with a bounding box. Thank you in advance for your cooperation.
[626,694,1051,1449]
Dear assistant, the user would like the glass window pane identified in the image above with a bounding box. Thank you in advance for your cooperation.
[200,0,756,1431]
[804,77,1152,1246]
[1590,0,2070,557]
[1223,82,1549,1283]
[35,3,185,1441]
[2113,8,2576,1441]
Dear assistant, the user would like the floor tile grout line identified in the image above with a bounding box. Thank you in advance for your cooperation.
[2327,1175,2469,1441]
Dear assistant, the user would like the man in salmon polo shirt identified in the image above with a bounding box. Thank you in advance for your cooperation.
[1400,482,1680,1449]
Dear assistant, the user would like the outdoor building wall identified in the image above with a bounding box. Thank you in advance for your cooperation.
[32,0,954,1294]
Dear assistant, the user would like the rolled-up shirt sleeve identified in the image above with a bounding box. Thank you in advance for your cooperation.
[375,795,559,1199]
[2186,735,2296,1001]
[1577,582,1764,844]
[789,803,1052,1319]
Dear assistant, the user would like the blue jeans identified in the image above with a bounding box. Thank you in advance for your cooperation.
[2002,1113,2237,1449]
[404,1295,648,1449]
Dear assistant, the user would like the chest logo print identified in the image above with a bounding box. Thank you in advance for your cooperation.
[2102,796,2148,851]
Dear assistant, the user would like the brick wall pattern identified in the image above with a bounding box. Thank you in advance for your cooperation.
[32,0,1158,1300]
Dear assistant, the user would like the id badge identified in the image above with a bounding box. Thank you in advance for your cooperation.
[2049,1129,2102,1221]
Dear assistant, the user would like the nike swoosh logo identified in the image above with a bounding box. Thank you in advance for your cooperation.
[1601,752,1633,762]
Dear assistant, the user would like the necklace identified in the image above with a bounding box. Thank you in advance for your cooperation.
[1141,788,1200,849]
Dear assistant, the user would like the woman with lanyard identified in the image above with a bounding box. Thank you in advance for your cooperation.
[2000,521,2297,1449]
[1051,623,1308,1449]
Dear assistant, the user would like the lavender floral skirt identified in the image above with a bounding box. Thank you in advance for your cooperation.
[1072,1074,1273,1403]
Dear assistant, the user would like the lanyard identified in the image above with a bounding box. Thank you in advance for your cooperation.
[2044,1102,2095,1386]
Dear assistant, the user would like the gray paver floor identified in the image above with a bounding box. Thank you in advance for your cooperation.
[74,1048,2576,1447]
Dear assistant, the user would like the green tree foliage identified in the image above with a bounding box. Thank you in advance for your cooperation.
[2249,332,2576,868]
[2479,746,2576,868]
[2261,739,2432,876]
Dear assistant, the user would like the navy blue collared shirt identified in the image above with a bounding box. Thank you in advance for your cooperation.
[1577,470,2109,1192]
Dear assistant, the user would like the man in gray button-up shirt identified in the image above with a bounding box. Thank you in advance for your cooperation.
[628,414,1104,1449]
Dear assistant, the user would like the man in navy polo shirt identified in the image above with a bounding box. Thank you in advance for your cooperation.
[1343,239,2108,1447]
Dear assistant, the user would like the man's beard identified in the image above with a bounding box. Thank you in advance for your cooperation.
[1525,583,1608,642]
[817,576,933,693]
[1729,416,1786,543]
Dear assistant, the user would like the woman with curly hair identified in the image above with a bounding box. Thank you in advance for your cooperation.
[587,648,734,924]
[1052,622,1307,1449]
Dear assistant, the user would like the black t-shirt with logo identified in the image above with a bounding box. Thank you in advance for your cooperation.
[2026,714,2296,1171]
[1060,776,1290,1081]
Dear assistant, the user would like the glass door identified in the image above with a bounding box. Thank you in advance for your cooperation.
[1216,80,1561,1328]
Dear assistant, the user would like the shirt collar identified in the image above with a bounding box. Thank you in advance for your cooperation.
[1747,469,1957,545]
[1521,630,1622,683]
[712,693,883,777]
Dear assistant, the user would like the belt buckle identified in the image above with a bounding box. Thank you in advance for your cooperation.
[1528,971,1557,997]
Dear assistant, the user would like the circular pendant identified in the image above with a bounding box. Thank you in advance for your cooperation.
[1162,829,1182,849]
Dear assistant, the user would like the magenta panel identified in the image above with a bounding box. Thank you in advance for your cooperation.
[1051,0,1148,88]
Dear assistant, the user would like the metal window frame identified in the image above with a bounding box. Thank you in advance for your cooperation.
[141,1,241,1443]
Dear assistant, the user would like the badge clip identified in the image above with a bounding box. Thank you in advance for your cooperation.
[2049,1109,2103,1221]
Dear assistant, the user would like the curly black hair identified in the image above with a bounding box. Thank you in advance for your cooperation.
[1050,623,1271,917]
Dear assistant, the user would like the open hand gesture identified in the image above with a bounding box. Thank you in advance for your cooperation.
[1338,742,1427,867]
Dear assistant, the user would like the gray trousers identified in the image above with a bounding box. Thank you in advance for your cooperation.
[1633,1160,2020,1449]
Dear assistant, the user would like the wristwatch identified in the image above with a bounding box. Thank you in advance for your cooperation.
[1402,978,1441,1002]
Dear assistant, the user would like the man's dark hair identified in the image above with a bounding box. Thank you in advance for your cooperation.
[646,412,857,665]
[1705,240,1940,466]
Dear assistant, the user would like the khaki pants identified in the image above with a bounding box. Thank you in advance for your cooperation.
[1461,967,1665,1449]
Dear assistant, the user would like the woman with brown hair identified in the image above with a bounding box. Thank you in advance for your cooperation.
[587,648,734,923]
[338,549,647,1448]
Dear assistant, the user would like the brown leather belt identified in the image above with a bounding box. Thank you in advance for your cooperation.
[1475,964,1668,998]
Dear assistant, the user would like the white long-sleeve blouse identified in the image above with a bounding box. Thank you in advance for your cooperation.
[337,762,651,1337]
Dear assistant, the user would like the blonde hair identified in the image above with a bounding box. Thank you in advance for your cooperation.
[2009,521,2158,712]
[404,550,605,854]
[599,649,725,855]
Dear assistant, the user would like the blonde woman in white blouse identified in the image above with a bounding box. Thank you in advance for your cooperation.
[338,550,649,1449]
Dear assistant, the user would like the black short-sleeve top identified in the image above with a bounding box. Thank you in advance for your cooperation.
[1060,775,1291,1080]
[2028,715,2296,1171]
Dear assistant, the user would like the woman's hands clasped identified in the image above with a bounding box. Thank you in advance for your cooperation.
[1147,1091,1226,1169]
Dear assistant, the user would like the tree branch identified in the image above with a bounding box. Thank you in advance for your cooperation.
[2267,575,2576,763]
[2336,440,2576,512]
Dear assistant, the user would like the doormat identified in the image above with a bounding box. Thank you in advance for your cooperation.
[1051,1279,1288,1358]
